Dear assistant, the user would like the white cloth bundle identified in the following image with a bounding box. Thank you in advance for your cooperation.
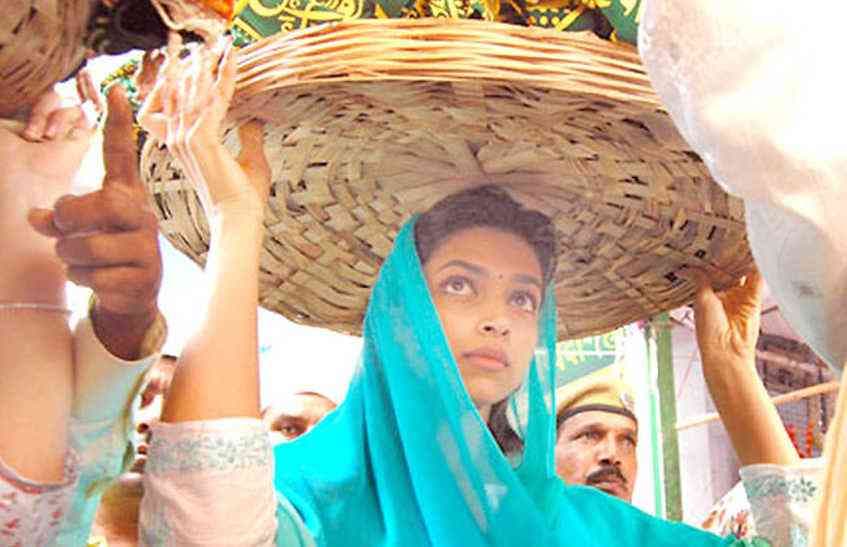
[639,3,847,546]
[639,0,847,373]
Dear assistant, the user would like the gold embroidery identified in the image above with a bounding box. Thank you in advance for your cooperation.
[232,17,265,40]
[619,0,636,15]
[248,0,288,17]
[555,4,585,31]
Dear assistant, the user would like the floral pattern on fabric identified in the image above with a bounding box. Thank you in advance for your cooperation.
[702,482,758,541]
[740,461,824,547]
[0,451,78,547]
[701,462,824,547]
[745,476,818,506]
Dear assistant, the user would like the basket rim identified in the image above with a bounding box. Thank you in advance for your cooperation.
[228,18,661,112]
[140,18,753,340]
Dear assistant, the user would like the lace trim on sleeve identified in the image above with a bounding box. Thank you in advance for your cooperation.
[146,418,271,475]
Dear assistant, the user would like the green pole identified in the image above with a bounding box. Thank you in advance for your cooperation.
[653,312,683,521]
[644,322,665,518]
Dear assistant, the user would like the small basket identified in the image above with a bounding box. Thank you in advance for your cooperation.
[142,19,754,340]
[0,0,92,117]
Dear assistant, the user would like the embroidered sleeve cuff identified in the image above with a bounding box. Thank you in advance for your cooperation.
[740,459,824,547]
[140,419,278,545]
[146,418,271,476]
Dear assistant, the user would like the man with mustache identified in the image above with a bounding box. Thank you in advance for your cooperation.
[554,365,638,502]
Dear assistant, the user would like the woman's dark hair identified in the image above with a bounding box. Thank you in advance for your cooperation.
[414,185,557,287]
[414,184,558,455]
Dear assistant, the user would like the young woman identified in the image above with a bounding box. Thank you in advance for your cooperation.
[135,41,744,546]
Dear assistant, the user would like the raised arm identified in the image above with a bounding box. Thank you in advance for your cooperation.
[0,78,96,544]
[693,270,798,467]
[134,40,284,546]
[139,38,271,423]
[0,74,104,481]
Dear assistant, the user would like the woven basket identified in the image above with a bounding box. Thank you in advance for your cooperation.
[142,19,754,340]
[0,0,92,117]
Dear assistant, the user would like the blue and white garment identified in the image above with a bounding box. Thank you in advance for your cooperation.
[142,217,746,546]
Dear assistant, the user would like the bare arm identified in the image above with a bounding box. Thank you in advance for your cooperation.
[0,85,96,482]
[139,38,271,423]
[693,270,798,467]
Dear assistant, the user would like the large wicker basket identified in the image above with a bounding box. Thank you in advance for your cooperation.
[0,0,92,117]
[142,19,754,340]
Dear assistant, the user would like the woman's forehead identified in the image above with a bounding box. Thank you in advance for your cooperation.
[426,227,543,279]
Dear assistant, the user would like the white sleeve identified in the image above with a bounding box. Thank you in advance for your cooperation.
[71,317,157,423]
[638,0,847,372]
[740,459,824,547]
[139,419,281,546]
[56,317,157,546]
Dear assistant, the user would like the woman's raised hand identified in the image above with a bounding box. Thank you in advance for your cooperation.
[693,268,764,367]
[138,35,271,219]
[0,72,101,221]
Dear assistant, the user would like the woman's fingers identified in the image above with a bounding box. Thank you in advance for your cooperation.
[137,35,260,215]
[136,50,167,103]
[138,66,171,140]
[76,69,105,116]
[739,268,764,300]
[24,88,62,141]
[43,106,85,140]
[693,275,727,330]
[23,72,101,143]
[215,40,237,108]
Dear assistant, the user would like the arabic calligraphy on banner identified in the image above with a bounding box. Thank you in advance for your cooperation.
[231,0,642,44]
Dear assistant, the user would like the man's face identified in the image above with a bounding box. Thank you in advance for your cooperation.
[554,410,638,502]
[262,392,336,442]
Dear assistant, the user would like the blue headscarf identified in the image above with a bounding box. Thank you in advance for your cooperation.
[273,217,743,547]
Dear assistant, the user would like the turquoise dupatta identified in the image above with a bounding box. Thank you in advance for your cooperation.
[273,218,741,547]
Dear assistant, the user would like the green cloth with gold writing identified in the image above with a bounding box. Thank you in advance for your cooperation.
[231,0,643,46]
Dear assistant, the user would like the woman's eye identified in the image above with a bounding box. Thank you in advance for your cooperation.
[442,276,473,296]
[510,291,537,312]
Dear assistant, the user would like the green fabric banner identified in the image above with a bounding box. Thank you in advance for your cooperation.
[232,0,641,45]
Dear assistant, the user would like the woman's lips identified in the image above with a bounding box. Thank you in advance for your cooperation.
[462,348,509,370]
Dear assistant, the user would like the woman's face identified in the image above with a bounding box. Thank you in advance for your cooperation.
[423,227,544,419]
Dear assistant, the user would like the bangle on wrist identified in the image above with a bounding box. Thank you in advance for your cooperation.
[0,302,71,314]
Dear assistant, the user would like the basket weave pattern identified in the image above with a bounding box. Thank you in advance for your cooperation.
[142,19,754,340]
[0,0,92,116]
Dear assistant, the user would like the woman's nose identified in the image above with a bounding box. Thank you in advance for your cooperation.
[478,316,510,337]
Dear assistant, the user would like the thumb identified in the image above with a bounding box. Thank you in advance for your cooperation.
[236,120,270,186]
[102,86,141,188]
